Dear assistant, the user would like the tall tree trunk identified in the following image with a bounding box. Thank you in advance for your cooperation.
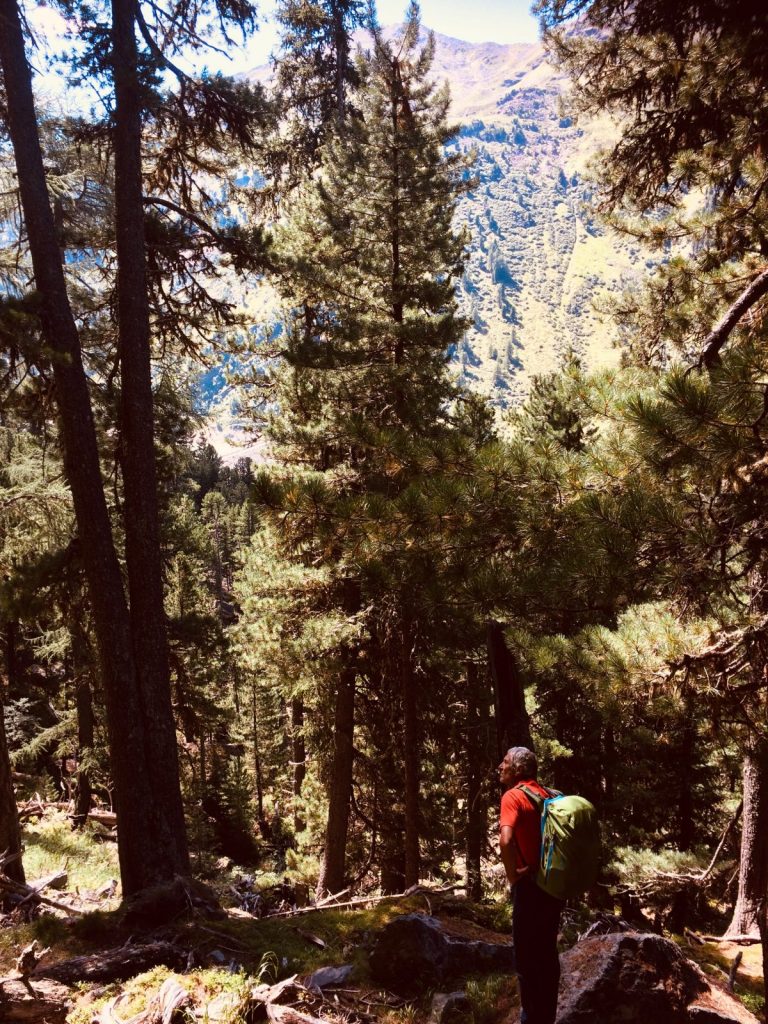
[487,620,533,758]
[316,658,355,897]
[725,733,768,937]
[69,614,94,828]
[465,661,490,902]
[73,680,94,828]
[251,681,266,834]
[3,620,20,696]
[677,690,696,852]
[0,0,184,896]
[726,562,768,939]
[402,626,420,888]
[111,0,189,882]
[0,696,25,885]
[291,697,306,832]
[330,0,346,123]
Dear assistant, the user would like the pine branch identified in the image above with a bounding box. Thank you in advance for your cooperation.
[698,268,768,369]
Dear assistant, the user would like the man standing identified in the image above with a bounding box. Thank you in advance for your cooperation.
[499,746,564,1024]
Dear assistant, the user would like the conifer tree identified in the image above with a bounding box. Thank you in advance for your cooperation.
[253,2,472,892]
[273,0,367,173]
[537,0,768,947]
[0,0,271,894]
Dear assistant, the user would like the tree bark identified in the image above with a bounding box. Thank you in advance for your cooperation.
[0,977,71,1023]
[726,561,768,940]
[69,615,94,828]
[111,0,189,883]
[465,661,490,902]
[402,626,420,888]
[676,691,696,852]
[40,941,187,983]
[291,697,306,833]
[251,681,266,834]
[487,621,533,758]
[725,733,768,937]
[0,0,186,896]
[316,658,355,897]
[0,698,25,885]
[73,679,94,828]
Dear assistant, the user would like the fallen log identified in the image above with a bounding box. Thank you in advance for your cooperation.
[39,942,188,985]
[17,800,117,828]
[0,977,71,1023]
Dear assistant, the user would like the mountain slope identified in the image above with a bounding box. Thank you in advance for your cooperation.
[413,29,640,400]
[214,27,644,454]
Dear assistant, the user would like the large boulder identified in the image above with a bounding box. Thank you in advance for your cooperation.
[555,932,758,1024]
[369,913,515,992]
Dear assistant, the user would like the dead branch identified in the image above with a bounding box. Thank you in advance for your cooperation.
[698,934,761,945]
[0,873,86,916]
[669,616,768,674]
[700,801,743,881]
[263,883,460,919]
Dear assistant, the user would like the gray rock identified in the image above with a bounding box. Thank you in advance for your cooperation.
[303,964,354,993]
[555,932,758,1024]
[369,914,514,992]
[429,991,475,1024]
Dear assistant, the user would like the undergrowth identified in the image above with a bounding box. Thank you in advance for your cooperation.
[21,810,119,893]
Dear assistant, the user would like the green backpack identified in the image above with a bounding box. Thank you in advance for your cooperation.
[518,785,600,901]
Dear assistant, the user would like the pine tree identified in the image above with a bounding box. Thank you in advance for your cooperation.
[253,2,473,892]
[537,0,768,949]
[273,0,367,175]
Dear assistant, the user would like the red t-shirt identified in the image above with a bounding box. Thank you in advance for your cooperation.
[499,779,550,871]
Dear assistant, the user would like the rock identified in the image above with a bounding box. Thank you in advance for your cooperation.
[0,976,72,1023]
[429,991,475,1024]
[554,932,758,1024]
[302,964,354,992]
[369,913,515,992]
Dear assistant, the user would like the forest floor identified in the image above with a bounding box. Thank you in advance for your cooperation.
[1,810,764,1023]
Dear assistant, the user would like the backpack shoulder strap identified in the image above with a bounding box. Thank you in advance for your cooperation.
[517,784,544,812]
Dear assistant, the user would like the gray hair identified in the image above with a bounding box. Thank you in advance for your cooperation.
[505,746,537,779]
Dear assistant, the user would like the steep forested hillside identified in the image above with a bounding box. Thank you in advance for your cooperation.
[240,29,644,411]
[1,1,767,1022]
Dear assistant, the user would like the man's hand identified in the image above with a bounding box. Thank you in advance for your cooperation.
[499,825,529,886]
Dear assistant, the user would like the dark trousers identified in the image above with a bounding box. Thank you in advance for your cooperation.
[513,876,564,1024]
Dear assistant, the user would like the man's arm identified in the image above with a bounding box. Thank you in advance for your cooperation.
[499,825,531,886]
